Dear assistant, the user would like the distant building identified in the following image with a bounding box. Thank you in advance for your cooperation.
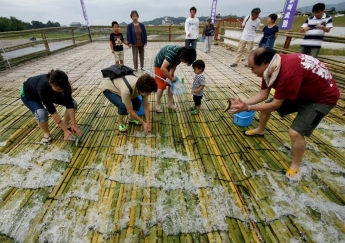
[70,22,82,27]
[162,17,173,25]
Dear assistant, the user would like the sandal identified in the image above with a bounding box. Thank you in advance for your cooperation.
[118,124,127,132]
[167,104,178,111]
[244,130,264,137]
[129,119,141,125]
[189,106,196,111]
[286,169,300,180]
[156,105,163,113]
[41,136,52,143]
[224,99,232,112]
[191,109,199,115]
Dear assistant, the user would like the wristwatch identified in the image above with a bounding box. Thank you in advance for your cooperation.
[247,105,251,111]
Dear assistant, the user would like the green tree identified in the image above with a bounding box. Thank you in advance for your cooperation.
[31,20,45,29]
[0,17,12,32]
[329,7,337,14]
[0,16,30,31]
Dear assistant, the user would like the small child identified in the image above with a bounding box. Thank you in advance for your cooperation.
[109,21,128,65]
[202,18,215,53]
[190,60,206,115]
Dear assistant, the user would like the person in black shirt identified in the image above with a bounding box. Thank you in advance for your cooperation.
[20,70,82,143]
[110,21,128,65]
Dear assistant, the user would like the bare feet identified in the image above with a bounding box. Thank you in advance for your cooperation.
[167,104,178,111]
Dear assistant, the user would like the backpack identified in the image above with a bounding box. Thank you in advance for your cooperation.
[101,64,135,94]
[243,16,250,28]
[101,64,134,80]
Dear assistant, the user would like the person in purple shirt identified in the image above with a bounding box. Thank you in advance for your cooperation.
[258,13,279,49]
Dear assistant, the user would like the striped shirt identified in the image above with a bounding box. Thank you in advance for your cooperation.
[154,45,181,67]
[192,73,206,96]
[301,14,333,48]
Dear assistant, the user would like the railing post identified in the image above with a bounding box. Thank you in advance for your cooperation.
[41,30,50,52]
[71,29,76,45]
[168,26,171,42]
[283,36,292,49]
[87,27,92,42]
[214,20,221,41]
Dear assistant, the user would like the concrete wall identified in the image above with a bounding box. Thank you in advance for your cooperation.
[222,28,264,46]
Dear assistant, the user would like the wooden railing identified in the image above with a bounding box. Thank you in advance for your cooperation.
[0,26,92,71]
[0,25,204,71]
[1,24,345,88]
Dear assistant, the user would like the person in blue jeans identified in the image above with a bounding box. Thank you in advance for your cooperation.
[100,74,157,133]
[258,13,279,49]
[20,70,82,143]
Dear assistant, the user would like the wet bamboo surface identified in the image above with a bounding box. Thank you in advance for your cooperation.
[0,42,345,243]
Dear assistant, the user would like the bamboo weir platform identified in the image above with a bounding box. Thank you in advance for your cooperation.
[0,41,345,243]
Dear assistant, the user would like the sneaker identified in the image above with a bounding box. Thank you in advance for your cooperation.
[191,109,199,115]
[129,119,141,125]
[118,124,127,132]
[230,63,237,67]
[189,106,196,111]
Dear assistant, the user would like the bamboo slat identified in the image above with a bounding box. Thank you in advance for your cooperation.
[0,41,344,243]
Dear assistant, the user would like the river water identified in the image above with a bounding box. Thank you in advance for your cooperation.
[0,40,74,59]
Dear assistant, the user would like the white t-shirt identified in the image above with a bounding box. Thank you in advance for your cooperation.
[185,17,199,39]
[241,16,261,41]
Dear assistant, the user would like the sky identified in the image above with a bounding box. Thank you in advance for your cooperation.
[0,0,344,26]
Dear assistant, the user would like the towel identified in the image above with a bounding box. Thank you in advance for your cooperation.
[263,54,281,87]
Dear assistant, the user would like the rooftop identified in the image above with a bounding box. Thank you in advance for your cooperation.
[0,42,344,242]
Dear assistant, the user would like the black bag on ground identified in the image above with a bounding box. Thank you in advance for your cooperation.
[101,64,134,80]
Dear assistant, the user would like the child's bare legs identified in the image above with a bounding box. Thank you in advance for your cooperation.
[120,60,124,65]
[156,89,163,107]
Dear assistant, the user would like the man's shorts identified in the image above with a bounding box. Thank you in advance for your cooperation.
[267,98,334,137]
[114,51,124,62]
[154,67,171,90]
